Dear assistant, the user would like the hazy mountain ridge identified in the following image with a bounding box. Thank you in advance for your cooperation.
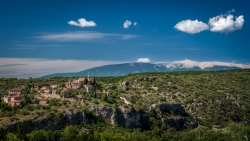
[41,59,250,78]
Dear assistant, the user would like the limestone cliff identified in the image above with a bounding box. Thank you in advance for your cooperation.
[2,104,196,132]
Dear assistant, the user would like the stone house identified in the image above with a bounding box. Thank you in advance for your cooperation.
[39,86,50,93]
[3,96,11,103]
[85,84,94,92]
[33,85,40,91]
[65,77,87,89]
[50,84,59,89]
[2,95,22,107]
[65,77,94,92]
[39,98,47,105]
[8,100,22,107]
[11,96,20,101]
[65,82,70,88]
[71,79,81,89]
[8,88,22,96]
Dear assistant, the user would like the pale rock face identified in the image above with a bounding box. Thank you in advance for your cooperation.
[87,106,150,128]
[120,97,131,104]
[89,105,113,121]
[3,104,199,132]
[122,81,130,86]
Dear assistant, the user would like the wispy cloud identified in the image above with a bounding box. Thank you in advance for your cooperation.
[152,28,157,31]
[0,58,124,78]
[133,22,138,26]
[174,19,209,34]
[123,20,132,28]
[11,48,36,50]
[139,42,183,46]
[0,64,26,67]
[11,44,64,50]
[68,18,96,27]
[228,8,236,13]
[167,48,208,51]
[34,31,139,42]
[17,44,63,47]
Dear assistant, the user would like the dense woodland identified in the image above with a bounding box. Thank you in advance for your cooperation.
[1,119,250,141]
[0,70,250,140]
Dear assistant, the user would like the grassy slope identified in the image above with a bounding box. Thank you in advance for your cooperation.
[0,70,250,129]
[98,70,250,128]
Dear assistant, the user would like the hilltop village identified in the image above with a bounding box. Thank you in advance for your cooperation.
[0,70,250,140]
[1,76,109,107]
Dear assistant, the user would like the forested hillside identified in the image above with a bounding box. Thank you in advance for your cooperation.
[0,70,250,140]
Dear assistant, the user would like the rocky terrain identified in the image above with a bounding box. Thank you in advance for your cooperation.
[0,70,250,140]
[2,103,198,132]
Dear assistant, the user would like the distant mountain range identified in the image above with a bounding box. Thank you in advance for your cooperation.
[41,59,250,78]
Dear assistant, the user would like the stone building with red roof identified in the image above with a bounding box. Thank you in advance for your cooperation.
[50,84,59,89]
[65,77,94,92]
[39,86,50,93]
[39,98,47,105]
[2,88,22,106]
[71,79,81,89]
[8,100,22,107]
[8,88,22,96]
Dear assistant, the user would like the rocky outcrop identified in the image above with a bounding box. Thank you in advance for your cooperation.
[151,104,197,130]
[121,81,130,91]
[89,105,113,121]
[106,85,117,89]
[163,117,197,130]
[134,77,156,82]
[2,104,196,132]
[122,81,130,86]
[88,106,150,129]
[3,106,150,133]
[5,111,94,133]
[111,107,150,129]
[156,104,188,116]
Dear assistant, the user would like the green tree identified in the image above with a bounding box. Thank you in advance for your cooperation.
[200,130,231,141]
[6,133,22,141]
[21,95,32,105]
[61,126,79,141]
[102,94,108,101]
[78,82,83,89]
[27,129,57,141]
[60,83,65,88]
[30,88,36,94]
[23,86,30,94]
[0,128,7,140]
[92,77,96,85]
[49,88,52,94]
[84,78,88,85]
[100,130,126,141]
[0,101,11,112]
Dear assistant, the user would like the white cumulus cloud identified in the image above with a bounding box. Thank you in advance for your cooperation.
[123,20,132,28]
[209,14,244,33]
[68,18,96,27]
[137,58,150,63]
[133,22,137,26]
[174,19,209,34]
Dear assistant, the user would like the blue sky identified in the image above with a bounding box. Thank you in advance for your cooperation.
[0,0,250,77]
